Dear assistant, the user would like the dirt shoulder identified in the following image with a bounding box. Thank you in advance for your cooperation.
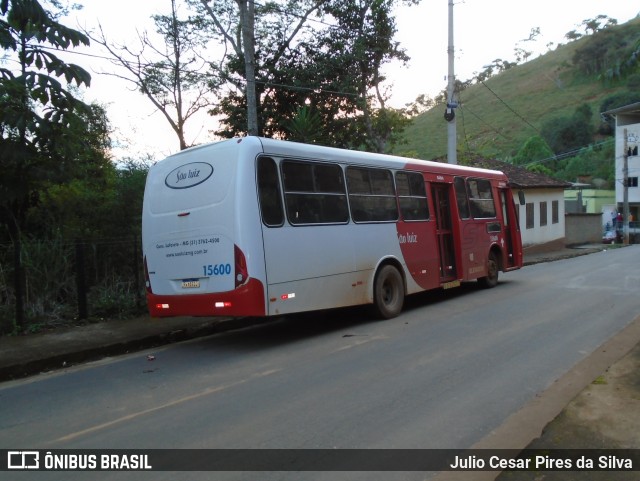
[495,337,640,481]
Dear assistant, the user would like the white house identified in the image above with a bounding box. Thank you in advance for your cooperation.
[469,158,571,248]
[602,101,640,223]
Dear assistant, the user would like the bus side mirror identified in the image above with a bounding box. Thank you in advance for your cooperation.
[517,190,525,205]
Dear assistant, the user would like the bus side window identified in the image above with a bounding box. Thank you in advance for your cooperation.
[347,167,398,223]
[454,177,470,219]
[257,156,284,226]
[467,179,496,218]
[281,160,348,225]
[396,171,429,221]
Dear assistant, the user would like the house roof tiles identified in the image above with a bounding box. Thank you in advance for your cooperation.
[463,157,571,189]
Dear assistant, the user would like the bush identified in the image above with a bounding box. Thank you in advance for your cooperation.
[0,236,145,334]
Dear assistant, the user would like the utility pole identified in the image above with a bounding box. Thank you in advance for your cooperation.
[239,0,259,136]
[623,128,630,244]
[445,0,457,164]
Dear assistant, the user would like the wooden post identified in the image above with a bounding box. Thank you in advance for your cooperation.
[75,239,88,320]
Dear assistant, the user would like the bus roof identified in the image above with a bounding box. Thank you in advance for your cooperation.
[165,137,507,180]
[257,137,506,179]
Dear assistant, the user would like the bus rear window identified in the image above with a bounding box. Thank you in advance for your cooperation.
[257,156,284,226]
[281,160,348,225]
[347,167,398,223]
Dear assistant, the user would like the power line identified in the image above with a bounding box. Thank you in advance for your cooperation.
[522,138,616,167]
[480,80,540,134]
[458,101,513,143]
[29,41,366,100]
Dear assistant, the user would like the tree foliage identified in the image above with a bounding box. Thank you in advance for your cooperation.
[554,141,615,186]
[0,0,107,328]
[512,135,555,167]
[598,91,640,134]
[285,106,323,144]
[316,0,416,152]
[194,0,417,151]
[88,0,214,151]
[580,15,617,35]
[540,104,595,156]
[0,0,92,210]
[572,18,639,79]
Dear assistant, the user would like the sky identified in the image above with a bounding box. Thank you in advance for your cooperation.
[64,0,640,161]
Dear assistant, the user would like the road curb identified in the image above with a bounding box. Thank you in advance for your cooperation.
[0,316,270,382]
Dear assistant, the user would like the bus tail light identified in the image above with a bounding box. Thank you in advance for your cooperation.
[234,244,248,288]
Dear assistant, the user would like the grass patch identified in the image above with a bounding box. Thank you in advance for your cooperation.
[592,375,608,385]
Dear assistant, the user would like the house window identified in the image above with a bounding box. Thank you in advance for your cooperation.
[628,177,638,187]
[540,201,548,227]
[526,203,534,229]
[552,200,559,224]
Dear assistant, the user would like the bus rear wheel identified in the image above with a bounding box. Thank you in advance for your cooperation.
[478,252,499,288]
[373,265,404,319]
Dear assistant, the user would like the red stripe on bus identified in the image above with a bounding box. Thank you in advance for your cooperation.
[146,277,266,317]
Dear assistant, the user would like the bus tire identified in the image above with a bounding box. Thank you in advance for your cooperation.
[373,265,404,319]
[478,252,499,288]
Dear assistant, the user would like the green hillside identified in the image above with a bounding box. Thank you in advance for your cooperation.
[395,17,640,162]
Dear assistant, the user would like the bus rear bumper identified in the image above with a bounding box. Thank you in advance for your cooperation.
[146,278,266,318]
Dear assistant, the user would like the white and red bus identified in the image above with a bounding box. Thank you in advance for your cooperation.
[142,137,522,319]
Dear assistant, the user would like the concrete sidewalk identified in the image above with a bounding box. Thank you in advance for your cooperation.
[1,243,638,481]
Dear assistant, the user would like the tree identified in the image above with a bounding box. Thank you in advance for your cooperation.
[565,30,582,42]
[285,106,323,143]
[89,0,214,150]
[194,0,417,150]
[316,0,417,152]
[32,102,115,239]
[540,104,594,156]
[568,16,640,79]
[513,27,540,64]
[193,0,326,138]
[512,135,555,167]
[599,91,640,134]
[404,93,439,117]
[580,15,617,36]
[0,0,92,329]
[555,141,615,186]
[474,58,517,83]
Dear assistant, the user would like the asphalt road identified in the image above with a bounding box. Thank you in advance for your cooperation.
[1,246,639,481]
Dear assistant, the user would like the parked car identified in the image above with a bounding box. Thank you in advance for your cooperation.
[602,230,619,244]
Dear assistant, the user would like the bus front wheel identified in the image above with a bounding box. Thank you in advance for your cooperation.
[373,265,404,319]
[478,252,499,288]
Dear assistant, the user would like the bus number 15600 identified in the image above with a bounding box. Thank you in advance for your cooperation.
[203,263,232,276]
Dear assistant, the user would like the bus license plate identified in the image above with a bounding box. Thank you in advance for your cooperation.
[181,280,200,288]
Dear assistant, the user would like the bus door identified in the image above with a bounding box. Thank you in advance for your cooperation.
[431,184,457,281]
[499,188,522,268]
